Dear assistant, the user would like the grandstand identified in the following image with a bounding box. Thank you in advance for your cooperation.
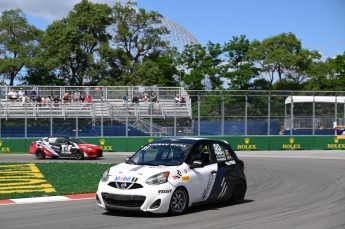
[0,86,192,137]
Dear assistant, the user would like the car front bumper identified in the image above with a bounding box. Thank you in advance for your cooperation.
[96,180,174,214]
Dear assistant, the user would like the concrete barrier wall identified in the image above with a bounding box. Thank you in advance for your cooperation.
[1,136,344,153]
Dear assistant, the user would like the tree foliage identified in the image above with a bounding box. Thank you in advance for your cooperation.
[0,3,344,91]
[0,9,42,86]
[42,0,112,86]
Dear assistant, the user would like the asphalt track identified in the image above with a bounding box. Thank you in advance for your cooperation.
[1,151,345,229]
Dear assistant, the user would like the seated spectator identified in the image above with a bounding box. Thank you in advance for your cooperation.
[41,96,49,107]
[7,89,18,101]
[30,89,37,101]
[18,88,25,101]
[85,95,92,103]
[175,94,180,103]
[180,96,186,105]
[53,96,61,107]
[63,92,71,103]
[153,100,161,114]
[80,95,85,103]
[74,90,80,101]
[151,92,157,102]
[35,96,42,106]
[122,94,128,105]
[142,91,150,102]
[132,95,139,106]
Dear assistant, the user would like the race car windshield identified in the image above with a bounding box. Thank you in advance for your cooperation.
[128,143,192,166]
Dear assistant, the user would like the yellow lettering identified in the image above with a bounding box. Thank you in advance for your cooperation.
[1,147,10,153]
[282,144,301,149]
[237,145,257,149]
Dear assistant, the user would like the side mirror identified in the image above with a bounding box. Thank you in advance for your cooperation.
[125,157,129,162]
[190,160,204,169]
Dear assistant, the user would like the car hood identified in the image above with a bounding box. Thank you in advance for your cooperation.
[108,163,180,182]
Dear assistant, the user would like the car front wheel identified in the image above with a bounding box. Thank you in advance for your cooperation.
[169,188,188,215]
[74,150,84,160]
[35,150,45,159]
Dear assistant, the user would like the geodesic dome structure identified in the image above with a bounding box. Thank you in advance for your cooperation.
[160,17,200,52]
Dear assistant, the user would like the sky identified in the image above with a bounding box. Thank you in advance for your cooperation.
[0,0,344,59]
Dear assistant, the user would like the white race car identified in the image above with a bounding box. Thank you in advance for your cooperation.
[96,138,246,215]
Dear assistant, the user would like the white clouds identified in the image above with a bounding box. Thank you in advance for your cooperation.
[0,0,129,21]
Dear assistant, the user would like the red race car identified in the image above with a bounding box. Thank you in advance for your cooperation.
[29,136,103,160]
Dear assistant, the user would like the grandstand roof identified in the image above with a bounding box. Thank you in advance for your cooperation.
[285,96,345,104]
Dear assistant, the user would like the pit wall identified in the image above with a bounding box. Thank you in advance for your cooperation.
[1,136,345,153]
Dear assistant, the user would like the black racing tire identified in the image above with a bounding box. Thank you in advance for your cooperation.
[169,187,188,215]
[35,150,46,159]
[74,150,84,160]
[230,180,246,204]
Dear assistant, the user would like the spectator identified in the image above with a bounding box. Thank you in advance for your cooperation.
[41,96,49,107]
[180,96,186,106]
[74,90,80,100]
[18,88,25,102]
[85,95,92,103]
[30,89,37,101]
[63,92,71,103]
[80,95,85,103]
[142,91,150,102]
[122,94,128,105]
[174,94,180,104]
[36,96,42,106]
[132,95,139,105]
[151,92,157,102]
[7,89,17,101]
[153,100,161,114]
[53,96,61,107]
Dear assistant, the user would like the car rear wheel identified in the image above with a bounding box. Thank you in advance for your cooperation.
[74,150,84,160]
[169,188,188,215]
[35,150,45,159]
[230,180,246,204]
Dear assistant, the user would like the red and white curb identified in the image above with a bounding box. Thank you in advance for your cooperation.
[0,193,95,205]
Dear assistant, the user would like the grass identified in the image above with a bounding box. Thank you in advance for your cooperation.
[0,163,114,200]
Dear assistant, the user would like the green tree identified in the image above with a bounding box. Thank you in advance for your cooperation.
[222,35,259,89]
[304,52,345,90]
[109,1,170,84]
[42,0,112,85]
[0,9,43,86]
[129,50,179,86]
[178,42,223,90]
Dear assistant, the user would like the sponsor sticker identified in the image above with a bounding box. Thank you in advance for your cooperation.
[158,189,172,194]
[181,176,190,181]
[225,160,236,165]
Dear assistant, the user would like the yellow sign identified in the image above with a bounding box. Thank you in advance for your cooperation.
[1,147,10,153]
[327,137,345,149]
[0,164,56,194]
[282,137,301,149]
[99,139,113,151]
[237,138,257,150]
[0,139,10,153]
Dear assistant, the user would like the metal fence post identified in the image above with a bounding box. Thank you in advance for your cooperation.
[221,90,224,136]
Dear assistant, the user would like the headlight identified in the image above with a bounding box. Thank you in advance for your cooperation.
[145,171,170,185]
[101,169,110,182]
